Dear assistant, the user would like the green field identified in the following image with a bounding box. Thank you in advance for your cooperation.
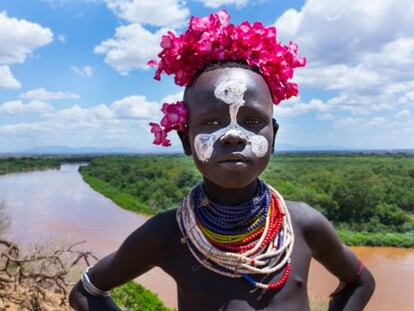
[79,153,414,247]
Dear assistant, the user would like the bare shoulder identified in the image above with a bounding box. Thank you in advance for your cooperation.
[284,200,327,236]
[284,200,341,256]
[112,208,180,268]
[134,208,180,246]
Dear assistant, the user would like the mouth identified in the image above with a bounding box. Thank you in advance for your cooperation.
[218,153,250,163]
[217,153,251,169]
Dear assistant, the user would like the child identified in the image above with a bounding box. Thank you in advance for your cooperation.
[69,11,375,311]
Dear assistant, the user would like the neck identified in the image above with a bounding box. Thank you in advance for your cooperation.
[201,178,259,206]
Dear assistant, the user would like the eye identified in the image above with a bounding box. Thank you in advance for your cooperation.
[243,118,263,125]
[203,119,221,126]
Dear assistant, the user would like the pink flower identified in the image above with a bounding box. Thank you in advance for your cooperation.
[148,101,188,147]
[149,122,171,146]
[148,10,305,107]
[160,101,187,132]
[147,10,306,147]
[285,83,299,98]
[147,60,158,67]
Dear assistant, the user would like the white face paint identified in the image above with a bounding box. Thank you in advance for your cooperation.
[194,79,269,162]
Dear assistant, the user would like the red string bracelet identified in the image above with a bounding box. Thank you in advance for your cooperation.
[329,261,365,299]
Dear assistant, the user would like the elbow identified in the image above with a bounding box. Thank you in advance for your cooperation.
[361,266,375,298]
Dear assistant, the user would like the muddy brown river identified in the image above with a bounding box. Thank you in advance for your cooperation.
[0,164,413,310]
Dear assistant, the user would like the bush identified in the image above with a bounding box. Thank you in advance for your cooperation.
[112,282,172,311]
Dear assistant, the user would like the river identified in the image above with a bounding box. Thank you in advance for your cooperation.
[0,164,413,310]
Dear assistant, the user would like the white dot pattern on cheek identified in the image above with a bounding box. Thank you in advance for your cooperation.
[194,79,269,162]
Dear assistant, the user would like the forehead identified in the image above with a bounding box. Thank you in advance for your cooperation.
[186,67,273,117]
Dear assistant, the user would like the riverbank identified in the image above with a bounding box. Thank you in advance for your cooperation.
[78,156,414,248]
[81,173,154,215]
[0,156,91,176]
[338,230,414,247]
[0,157,63,175]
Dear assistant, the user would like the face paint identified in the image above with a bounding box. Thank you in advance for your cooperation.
[194,79,269,162]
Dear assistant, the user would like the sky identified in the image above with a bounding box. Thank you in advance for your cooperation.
[0,0,413,152]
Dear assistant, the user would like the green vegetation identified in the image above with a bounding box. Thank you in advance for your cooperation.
[82,174,154,214]
[0,157,63,175]
[262,154,414,233]
[112,281,173,311]
[338,230,414,247]
[80,153,414,247]
[79,155,200,214]
[0,156,91,175]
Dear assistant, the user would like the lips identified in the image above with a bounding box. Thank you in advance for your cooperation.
[217,154,251,170]
[217,153,251,164]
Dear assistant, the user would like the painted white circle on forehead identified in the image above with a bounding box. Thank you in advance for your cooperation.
[214,79,246,106]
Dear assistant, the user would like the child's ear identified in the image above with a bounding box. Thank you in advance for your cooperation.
[271,118,279,154]
[178,129,192,156]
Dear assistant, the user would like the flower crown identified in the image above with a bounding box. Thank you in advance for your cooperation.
[148,10,306,146]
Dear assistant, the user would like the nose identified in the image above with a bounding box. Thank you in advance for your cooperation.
[219,128,247,146]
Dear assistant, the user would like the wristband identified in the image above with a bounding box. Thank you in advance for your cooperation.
[81,266,111,297]
[329,261,365,298]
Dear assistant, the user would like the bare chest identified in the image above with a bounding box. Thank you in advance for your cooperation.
[160,221,313,311]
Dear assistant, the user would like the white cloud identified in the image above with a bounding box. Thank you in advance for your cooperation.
[317,112,334,120]
[395,110,411,118]
[275,0,414,119]
[53,104,116,123]
[335,117,364,128]
[70,65,94,77]
[275,0,414,66]
[94,24,167,75]
[20,88,80,101]
[0,100,53,115]
[199,0,249,8]
[0,122,43,134]
[0,92,180,150]
[274,98,329,117]
[0,11,53,65]
[105,0,189,27]
[160,91,184,104]
[110,95,159,119]
[295,64,381,92]
[0,65,21,89]
[366,116,386,127]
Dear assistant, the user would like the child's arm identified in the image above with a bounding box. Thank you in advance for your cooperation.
[69,210,174,310]
[302,204,376,311]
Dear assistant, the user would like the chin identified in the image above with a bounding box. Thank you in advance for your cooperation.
[204,171,258,189]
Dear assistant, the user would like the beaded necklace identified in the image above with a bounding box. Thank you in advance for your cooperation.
[176,179,294,290]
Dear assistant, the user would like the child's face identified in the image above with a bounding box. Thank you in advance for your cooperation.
[179,67,278,189]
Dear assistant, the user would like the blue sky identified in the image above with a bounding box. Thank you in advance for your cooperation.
[0,0,413,152]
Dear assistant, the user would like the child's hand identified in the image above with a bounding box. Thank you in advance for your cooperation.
[69,280,122,311]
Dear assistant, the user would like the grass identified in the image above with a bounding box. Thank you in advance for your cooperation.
[310,297,329,311]
[339,230,414,247]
